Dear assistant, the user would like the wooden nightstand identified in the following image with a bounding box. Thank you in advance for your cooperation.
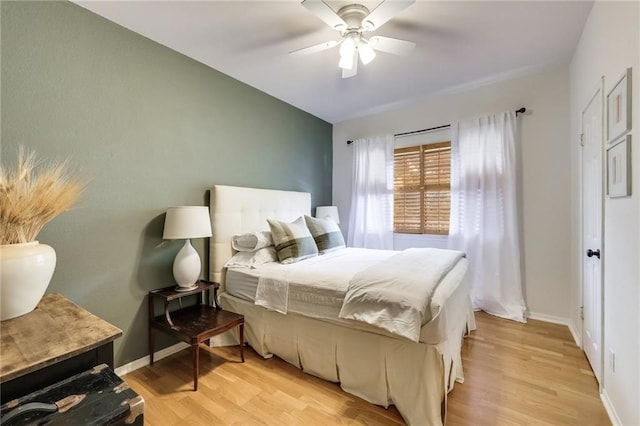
[148,280,244,391]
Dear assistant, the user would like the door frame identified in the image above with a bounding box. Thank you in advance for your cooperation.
[579,77,605,389]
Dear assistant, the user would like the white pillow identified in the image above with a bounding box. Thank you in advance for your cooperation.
[224,247,278,269]
[231,231,273,252]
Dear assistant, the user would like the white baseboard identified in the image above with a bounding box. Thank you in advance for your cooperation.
[528,312,622,425]
[114,329,239,377]
[567,321,581,348]
[601,389,622,426]
[114,342,189,377]
[526,311,581,347]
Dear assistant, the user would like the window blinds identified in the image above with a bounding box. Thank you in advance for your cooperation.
[394,142,451,235]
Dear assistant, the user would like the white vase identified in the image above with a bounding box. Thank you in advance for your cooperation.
[0,241,56,321]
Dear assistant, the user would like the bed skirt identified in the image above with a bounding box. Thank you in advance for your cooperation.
[217,292,475,425]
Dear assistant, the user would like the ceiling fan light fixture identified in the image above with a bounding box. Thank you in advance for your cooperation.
[339,35,356,57]
[295,0,417,78]
[359,41,376,65]
[338,35,356,69]
[339,51,354,70]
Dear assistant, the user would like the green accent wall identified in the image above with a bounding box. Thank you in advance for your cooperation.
[1,1,332,366]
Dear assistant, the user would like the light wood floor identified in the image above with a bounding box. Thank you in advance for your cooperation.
[123,312,611,425]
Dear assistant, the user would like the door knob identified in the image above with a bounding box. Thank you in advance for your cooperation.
[586,249,600,259]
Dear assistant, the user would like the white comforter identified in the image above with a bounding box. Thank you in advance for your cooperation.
[338,248,465,342]
[253,248,392,313]
[250,247,464,341]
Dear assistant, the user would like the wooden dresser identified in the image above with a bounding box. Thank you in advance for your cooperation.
[0,293,122,403]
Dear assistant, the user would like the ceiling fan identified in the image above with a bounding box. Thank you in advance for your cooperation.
[290,0,416,78]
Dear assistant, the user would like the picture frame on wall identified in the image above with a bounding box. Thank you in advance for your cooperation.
[606,68,632,142]
[607,134,632,198]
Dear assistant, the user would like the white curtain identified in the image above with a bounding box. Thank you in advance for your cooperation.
[347,135,394,250]
[449,112,526,322]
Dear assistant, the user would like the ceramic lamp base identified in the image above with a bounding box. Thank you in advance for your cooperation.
[174,284,199,292]
[172,239,201,289]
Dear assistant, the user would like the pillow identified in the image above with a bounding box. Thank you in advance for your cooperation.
[304,215,346,254]
[231,231,273,252]
[267,216,318,264]
[224,247,278,269]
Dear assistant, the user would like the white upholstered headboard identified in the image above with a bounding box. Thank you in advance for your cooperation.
[209,185,311,287]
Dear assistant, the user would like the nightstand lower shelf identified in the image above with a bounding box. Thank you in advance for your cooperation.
[149,298,244,391]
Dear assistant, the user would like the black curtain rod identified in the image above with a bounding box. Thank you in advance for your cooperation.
[395,124,450,138]
[346,107,526,144]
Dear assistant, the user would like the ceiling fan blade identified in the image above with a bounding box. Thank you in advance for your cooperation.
[369,36,415,56]
[289,40,340,57]
[362,0,415,31]
[342,51,358,78]
[302,0,348,31]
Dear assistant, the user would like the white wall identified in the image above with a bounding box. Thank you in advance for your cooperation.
[569,2,639,424]
[333,66,573,321]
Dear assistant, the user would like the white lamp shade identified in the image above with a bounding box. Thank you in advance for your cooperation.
[163,206,212,240]
[315,206,340,224]
[163,206,212,289]
[358,42,376,65]
[338,51,354,70]
[339,36,356,70]
[339,35,356,58]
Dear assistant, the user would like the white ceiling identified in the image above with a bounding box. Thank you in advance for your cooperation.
[74,1,593,124]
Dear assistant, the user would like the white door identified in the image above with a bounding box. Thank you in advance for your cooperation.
[581,85,603,384]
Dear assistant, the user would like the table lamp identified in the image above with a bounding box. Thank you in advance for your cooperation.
[163,206,212,291]
[315,206,340,224]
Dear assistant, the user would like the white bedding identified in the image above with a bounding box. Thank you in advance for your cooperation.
[230,248,390,311]
[340,248,465,342]
[225,247,470,344]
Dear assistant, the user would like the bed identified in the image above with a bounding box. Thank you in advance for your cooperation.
[208,185,475,425]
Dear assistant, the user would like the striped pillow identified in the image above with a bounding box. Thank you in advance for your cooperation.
[267,216,318,264]
[304,215,346,254]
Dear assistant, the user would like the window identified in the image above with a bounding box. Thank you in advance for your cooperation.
[393,141,451,235]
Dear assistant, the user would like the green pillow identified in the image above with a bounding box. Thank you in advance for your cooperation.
[267,216,318,264]
[304,215,346,254]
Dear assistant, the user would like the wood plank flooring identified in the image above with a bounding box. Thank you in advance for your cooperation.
[123,312,610,425]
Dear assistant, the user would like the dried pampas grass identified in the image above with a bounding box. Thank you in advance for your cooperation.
[0,147,85,245]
